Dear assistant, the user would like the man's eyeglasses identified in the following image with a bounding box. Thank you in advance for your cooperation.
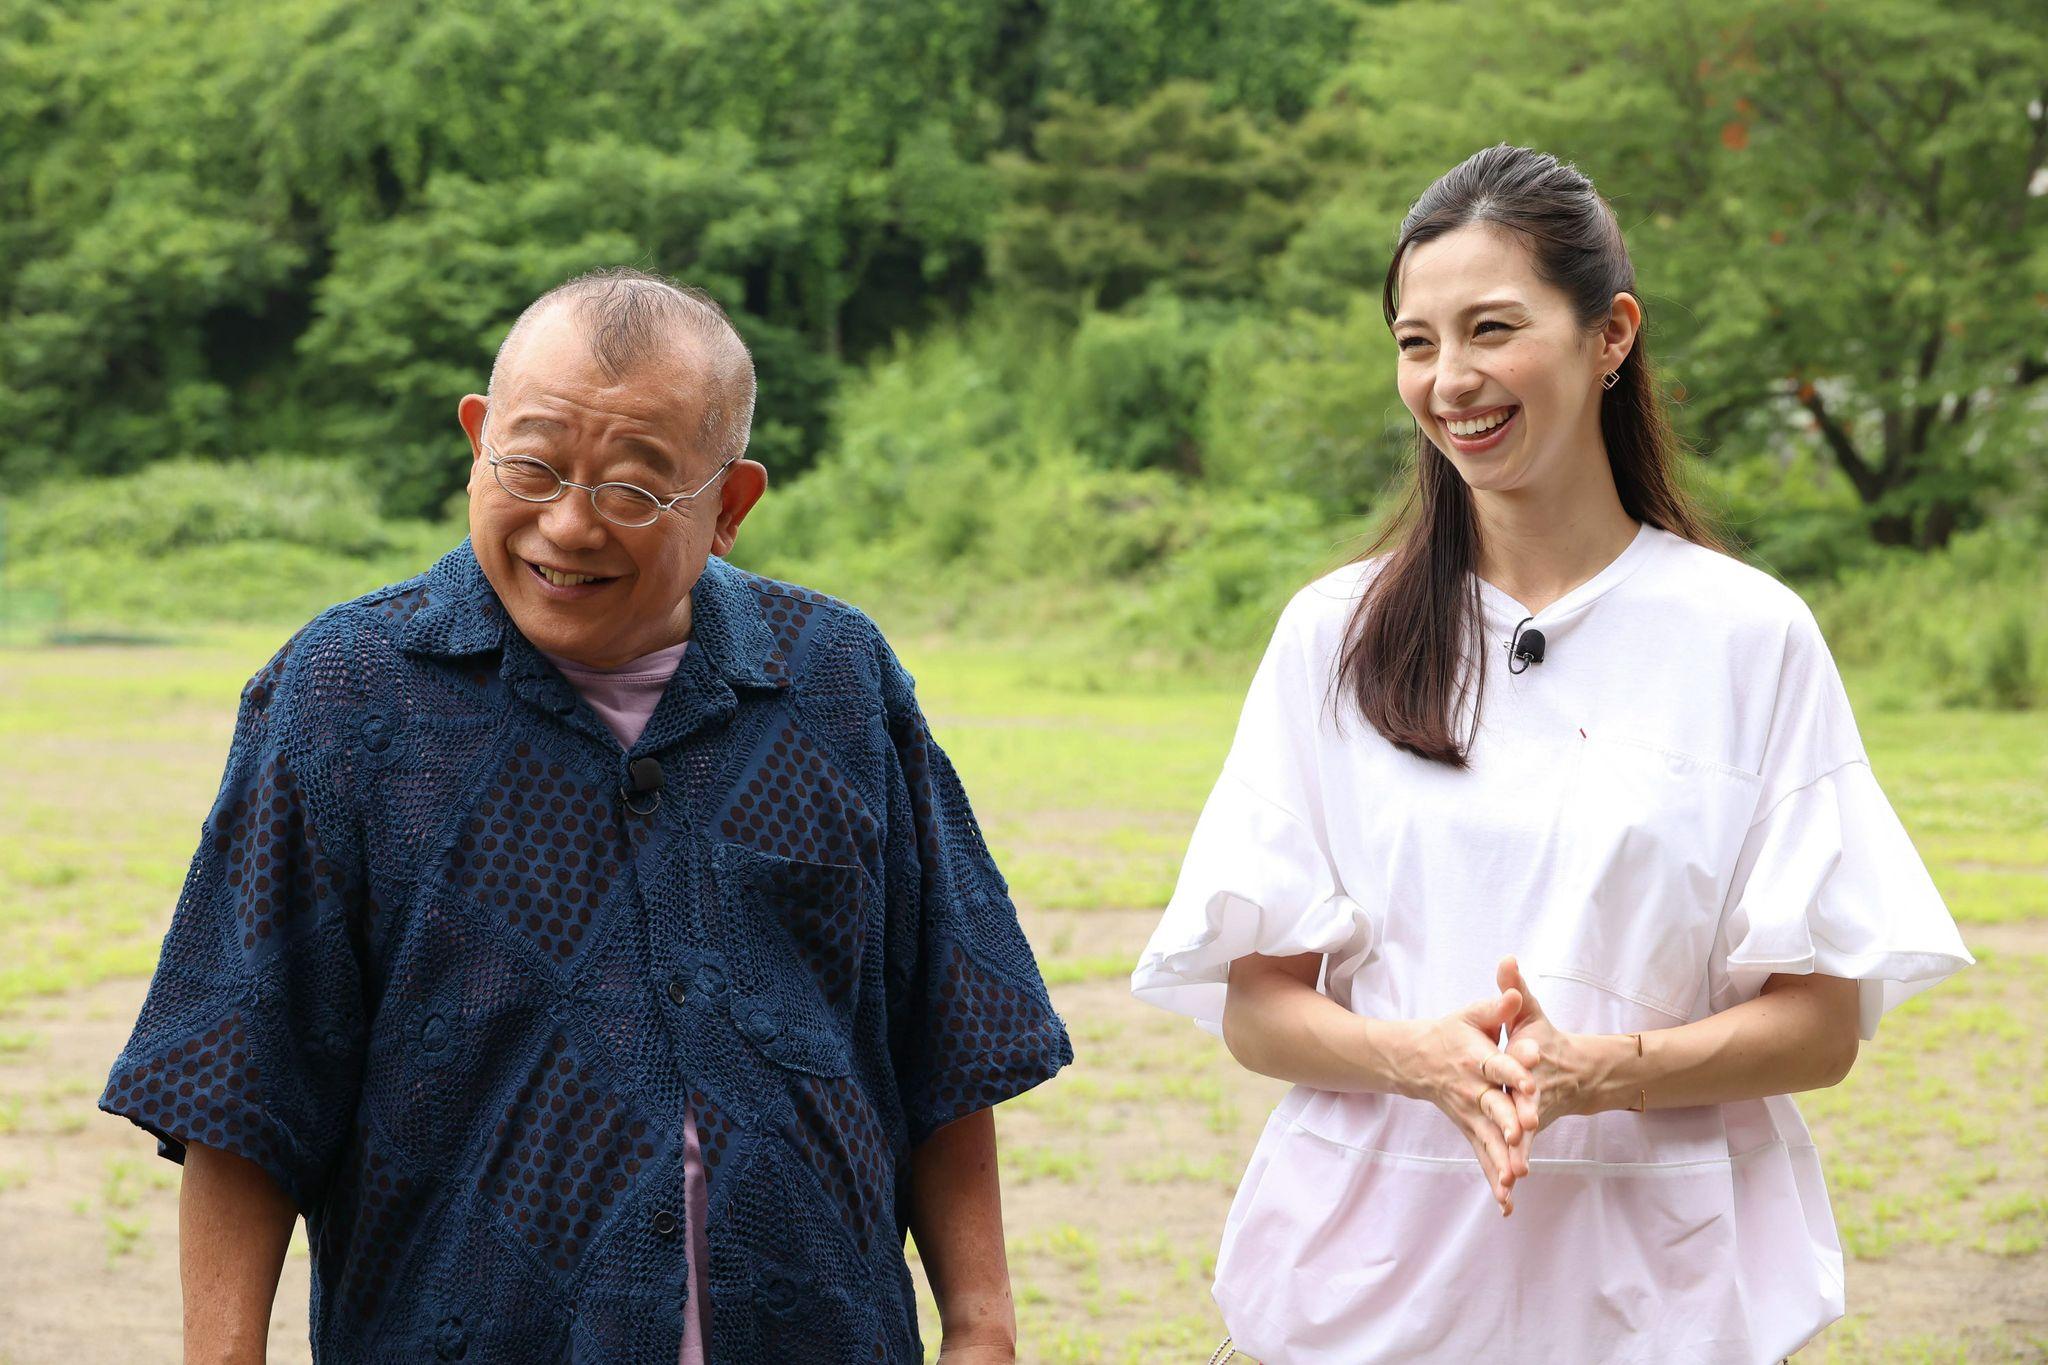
[485,445,738,529]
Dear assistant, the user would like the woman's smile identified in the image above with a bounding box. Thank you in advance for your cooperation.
[1441,404,1520,453]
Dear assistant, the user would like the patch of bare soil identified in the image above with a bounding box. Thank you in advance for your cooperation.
[0,977,312,1365]
[4,921,2043,1362]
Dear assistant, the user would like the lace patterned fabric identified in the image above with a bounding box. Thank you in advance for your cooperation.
[102,538,1073,1363]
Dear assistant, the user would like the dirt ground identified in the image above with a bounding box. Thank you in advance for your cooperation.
[3,910,2045,1362]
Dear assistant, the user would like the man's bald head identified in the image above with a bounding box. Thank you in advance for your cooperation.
[488,268,756,463]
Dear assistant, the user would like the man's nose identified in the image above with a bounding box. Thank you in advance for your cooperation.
[537,491,610,549]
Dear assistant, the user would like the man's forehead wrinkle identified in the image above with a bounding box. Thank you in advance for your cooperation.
[496,391,699,481]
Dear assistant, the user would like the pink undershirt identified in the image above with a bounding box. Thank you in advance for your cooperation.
[539,640,710,1365]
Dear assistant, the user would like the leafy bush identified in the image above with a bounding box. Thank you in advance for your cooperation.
[8,457,428,560]
[1200,300,1409,515]
[1805,522,2048,709]
[3,458,452,627]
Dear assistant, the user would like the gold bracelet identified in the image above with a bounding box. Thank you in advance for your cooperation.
[1624,1031,1646,1113]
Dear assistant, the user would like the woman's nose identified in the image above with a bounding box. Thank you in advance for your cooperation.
[1432,352,1485,409]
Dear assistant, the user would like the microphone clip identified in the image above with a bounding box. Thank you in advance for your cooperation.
[621,756,665,814]
[1506,616,1546,675]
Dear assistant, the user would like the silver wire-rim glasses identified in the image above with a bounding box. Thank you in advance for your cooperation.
[486,445,739,528]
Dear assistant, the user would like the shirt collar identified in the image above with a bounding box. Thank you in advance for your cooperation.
[399,538,793,694]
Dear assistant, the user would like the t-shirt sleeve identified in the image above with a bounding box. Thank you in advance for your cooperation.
[876,639,1073,1148]
[1130,589,1377,1035]
[98,629,370,1211]
[1708,604,1973,1040]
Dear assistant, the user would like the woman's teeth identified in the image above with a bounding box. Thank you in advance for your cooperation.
[1447,409,1515,437]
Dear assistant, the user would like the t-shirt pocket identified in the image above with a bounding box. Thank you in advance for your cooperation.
[1535,733,1765,1029]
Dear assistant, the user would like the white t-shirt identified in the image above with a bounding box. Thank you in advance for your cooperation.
[1130,522,1972,1365]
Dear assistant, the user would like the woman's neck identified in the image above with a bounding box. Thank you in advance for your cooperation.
[1470,453,1638,614]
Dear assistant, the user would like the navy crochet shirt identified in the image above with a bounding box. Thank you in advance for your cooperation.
[100,539,1074,1363]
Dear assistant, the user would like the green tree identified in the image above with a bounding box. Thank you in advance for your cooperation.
[0,0,1026,503]
[991,82,1312,310]
[1034,0,1360,121]
[1287,0,2048,548]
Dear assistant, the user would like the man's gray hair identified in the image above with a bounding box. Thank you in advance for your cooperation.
[487,267,757,464]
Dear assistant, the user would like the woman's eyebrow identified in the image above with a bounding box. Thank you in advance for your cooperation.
[1393,297,1528,329]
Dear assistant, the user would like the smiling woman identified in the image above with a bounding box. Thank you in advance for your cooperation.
[1131,145,1973,1365]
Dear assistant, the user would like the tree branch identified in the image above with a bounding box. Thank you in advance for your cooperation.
[1798,384,1884,504]
[1879,405,1905,481]
[1902,328,1945,466]
[2018,86,2048,237]
[1790,28,1918,201]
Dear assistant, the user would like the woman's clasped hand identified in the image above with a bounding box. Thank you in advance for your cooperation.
[1394,956,1599,1216]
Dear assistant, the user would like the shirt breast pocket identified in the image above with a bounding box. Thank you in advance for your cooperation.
[713,843,871,1077]
[1538,734,1764,1027]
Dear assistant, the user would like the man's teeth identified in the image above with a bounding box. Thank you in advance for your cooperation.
[1448,409,1514,437]
[537,565,604,587]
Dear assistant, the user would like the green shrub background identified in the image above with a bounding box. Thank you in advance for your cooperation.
[2,0,2043,701]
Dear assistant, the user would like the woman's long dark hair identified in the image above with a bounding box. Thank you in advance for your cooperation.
[1334,144,1726,767]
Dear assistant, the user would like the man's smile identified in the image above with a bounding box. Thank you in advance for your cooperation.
[523,556,622,596]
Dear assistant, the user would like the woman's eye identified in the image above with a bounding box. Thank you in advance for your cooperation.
[1392,321,1507,351]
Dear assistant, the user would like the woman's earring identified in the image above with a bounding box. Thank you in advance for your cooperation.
[1601,369,1621,391]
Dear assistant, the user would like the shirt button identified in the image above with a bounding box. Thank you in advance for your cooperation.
[740,1004,781,1043]
[434,1315,470,1360]
[652,1209,680,1237]
[667,977,688,1006]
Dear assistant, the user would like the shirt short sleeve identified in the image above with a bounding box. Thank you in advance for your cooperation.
[1709,606,1973,1040]
[99,627,369,1211]
[1130,585,1378,1035]
[877,642,1073,1147]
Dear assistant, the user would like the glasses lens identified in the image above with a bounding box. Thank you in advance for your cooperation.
[495,457,561,501]
[593,484,662,527]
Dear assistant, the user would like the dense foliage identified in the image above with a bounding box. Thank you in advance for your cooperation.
[3,0,2044,696]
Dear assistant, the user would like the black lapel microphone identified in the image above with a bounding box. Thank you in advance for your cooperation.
[1507,615,1546,675]
[622,757,664,813]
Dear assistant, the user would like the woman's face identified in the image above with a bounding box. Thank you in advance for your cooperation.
[1390,224,1632,499]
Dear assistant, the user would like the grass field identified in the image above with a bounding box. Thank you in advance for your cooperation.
[0,625,2043,1362]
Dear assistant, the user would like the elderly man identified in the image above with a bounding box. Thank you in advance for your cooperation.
[101,268,1073,1363]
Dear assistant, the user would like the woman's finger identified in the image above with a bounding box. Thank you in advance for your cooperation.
[1479,1087,1522,1147]
[1461,1123,1511,1214]
[1457,989,1521,1036]
[1487,1048,1539,1096]
[1468,1091,1516,1202]
[1513,1084,1540,1137]
[1500,956,1547,1023]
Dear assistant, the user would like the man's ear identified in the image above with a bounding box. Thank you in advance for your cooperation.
[457,394,489,497]
[710,459,768,558]
[457,394,489,456]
